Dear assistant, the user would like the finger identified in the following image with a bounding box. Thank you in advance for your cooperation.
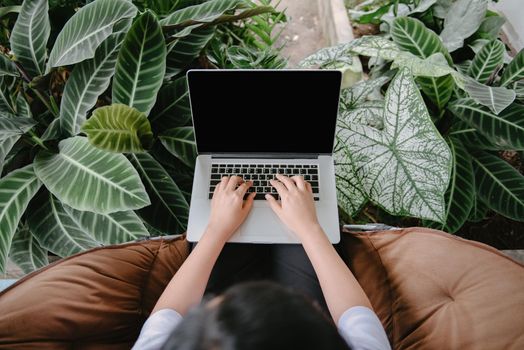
[220,176,229,189]
[265,193,282,214]
[213,182,222,195]
[227,175,242,191]
[276,174,296,191]
[305,182,313,193]
[270,178,288,195]
[235,181,252,197]
[243,192,256,211]
[291,175,307,190]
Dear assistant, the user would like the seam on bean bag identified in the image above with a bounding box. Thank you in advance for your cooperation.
[138,238,163,316]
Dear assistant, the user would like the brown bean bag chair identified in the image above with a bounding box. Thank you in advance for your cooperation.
[1,228,523,349]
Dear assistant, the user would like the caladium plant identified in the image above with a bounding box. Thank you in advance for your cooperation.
[0,0,281,273]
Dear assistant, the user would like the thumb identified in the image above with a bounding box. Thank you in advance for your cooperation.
[242,192,256,211]
[265,193,282,215]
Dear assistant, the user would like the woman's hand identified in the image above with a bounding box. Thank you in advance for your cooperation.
[206,175,256,242]
[266,174,322,241]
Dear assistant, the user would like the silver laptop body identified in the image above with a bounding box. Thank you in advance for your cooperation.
[186,69,341,244]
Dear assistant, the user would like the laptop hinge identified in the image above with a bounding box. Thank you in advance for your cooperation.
[207,152,328,159]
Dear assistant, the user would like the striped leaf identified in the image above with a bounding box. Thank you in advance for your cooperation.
[391,17,454,110]
[448,121,499,151]
[467,40,504,84]
[426,137,474,233]
[159,127,197,168]
[449,99,524,149]
[468,189,489,222]
[0,135,20,175]
[0,5,21,18]
[82,104,153,153]
[462,76,515,114]
[472,151,524,221]
[9,0,49,78]
[9,223,48,274]
[128,153,189,234]
[0,165,42,272]
[336,67,452,223]
[27,191,100,258]
[47,0,137,69]
[0,116,35,138]
[160,0,244,37]
[63,205,148,244]
[347,35,400,61]
[59,30,128,136]
[150,77,192,129]
[34,136,150,214]
[0,54,18,77]
[439,0,488,52]
[500,48,524,87]
[112,10,166,115]
[0,76,17,116]
[165,27,215,79]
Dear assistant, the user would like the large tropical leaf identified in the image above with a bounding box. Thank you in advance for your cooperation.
[0,76,17,116]
[9,223,48,274]
[337,67,452,222]
[47,0,137,69]
[390,17,454,110]
[59,30,128,137]
[299,42,363,88]
[63,205,148,244]
[0,116,36,138]
[0,5,21,18]
[112,10,166,115]
[82,104,153,153]
[338,76,389,110]
[472,151,524,221]
[439,0,488,52]
[0,165,42,272]
[348,35,400,61]
[339,100,384,129]
[426,137,474,233]
[165,27,216,79]
[150,77,192,129]
[9,0,49,78]
[448,121,499,151]
[27,191,100,257]
[467,40,504,84]
[449,99,524,149]
[34,136,150,214]
[128,153,189,234]
[0,54,18,77]
[468,190,489,222]
[500,48,524,87]
[159,127,197,168]
[461,76,515,114]
[0,135,20,175]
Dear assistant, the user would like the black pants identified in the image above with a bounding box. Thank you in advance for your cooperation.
[191,242,348,313]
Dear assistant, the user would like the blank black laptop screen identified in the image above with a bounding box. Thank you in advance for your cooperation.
[187,70,342,154]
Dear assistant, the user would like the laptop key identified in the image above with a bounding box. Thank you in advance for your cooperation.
[211,174,221,180]
[312,187,319,193]
[310,181,319,187]
[208,193,213,199]
[313,197,320,201]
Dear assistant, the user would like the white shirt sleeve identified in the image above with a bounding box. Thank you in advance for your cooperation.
[132,308,183,350]
[337,306,391,350]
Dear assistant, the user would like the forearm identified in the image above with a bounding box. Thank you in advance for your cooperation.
[301,225,372,323]
[152,227,226,316]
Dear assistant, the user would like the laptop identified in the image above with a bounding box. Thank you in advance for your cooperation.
[186,69,341,244]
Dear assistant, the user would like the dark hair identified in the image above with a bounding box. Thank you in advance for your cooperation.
[161,281,350,350]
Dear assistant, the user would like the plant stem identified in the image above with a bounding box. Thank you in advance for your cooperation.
[27,130,49,151]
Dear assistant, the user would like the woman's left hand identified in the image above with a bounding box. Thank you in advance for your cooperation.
[206,175,256,242]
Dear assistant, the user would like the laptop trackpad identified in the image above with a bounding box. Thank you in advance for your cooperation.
[238,205,298,243]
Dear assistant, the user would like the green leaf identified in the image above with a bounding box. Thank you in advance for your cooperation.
[475,15,505,39]
[439,0,488,52]
[159,127,197,168]
[348,35,400,61]
[47,0,137,69]
[0,54,18,77]
[160,0,244,36]
[390,17,454,110]
[392,52,457,78]
[426,137,475,233]
[467,40,504,84]
[461,76,515,114]
[0,5,21,18]
[128,153,189,234]
[34,136,150,214]
[63,205,148,244]
[0,136,20,175]
[468,190,489,222]
[112,10,166,115]
[9,223,48,274]
[339,76,389,109]
[299,42,363,88]
[0,76,17,116]
[337,67,452,223]
[9,0,49,78]
[150,77,192,129]
[339,100,384,130]
[472,151,524,221]
[59,30,128,136]
[500,49,524,87]
[165,27,216,79]
[448,121,500,151]
[0,165,42,272]
[0,116,36,138]
[27,191,100,258]
[82,104,153,153]
[449,98,524,149]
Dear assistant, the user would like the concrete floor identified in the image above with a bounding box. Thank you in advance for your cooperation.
[274,0,327,67]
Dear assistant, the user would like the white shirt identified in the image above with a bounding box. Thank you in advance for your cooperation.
[132,306,391,350]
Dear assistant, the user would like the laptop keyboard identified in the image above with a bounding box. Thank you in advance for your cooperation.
[209,163,320,201]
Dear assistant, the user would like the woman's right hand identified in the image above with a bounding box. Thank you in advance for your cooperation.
[265,174,322,241]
